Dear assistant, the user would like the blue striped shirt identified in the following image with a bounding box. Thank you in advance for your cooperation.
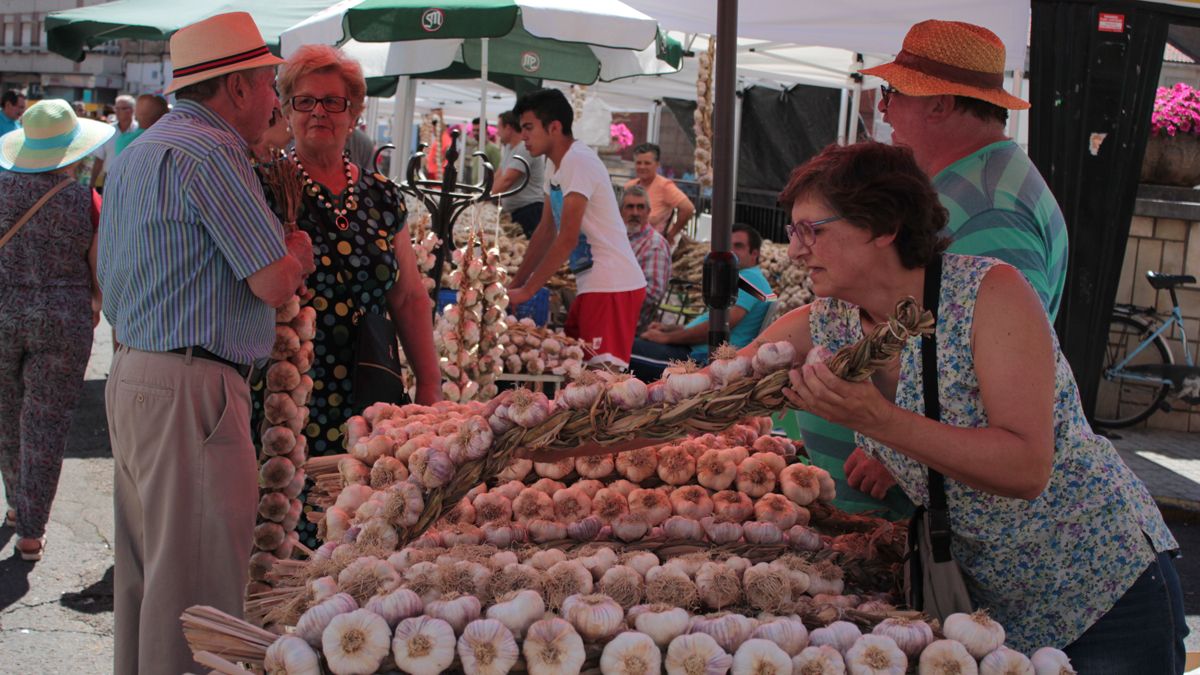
[98,100,286,364]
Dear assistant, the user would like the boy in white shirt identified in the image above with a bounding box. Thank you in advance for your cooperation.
[507,89,647,367]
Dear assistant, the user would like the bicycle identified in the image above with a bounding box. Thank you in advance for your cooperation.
[1094,270,1200,428]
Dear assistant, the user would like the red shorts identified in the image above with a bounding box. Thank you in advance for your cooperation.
[564,288,646,366]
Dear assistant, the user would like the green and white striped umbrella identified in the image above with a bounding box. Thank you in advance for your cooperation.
[281,0,682,85]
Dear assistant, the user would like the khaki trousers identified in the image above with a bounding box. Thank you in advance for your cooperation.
[106,347,258,675]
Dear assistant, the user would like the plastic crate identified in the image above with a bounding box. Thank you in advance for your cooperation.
[512,287,550,326]
[436,289,457,314]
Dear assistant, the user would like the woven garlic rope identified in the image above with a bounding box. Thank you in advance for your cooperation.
[393,297,932,548]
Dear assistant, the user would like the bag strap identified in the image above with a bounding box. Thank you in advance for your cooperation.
[921,255,954,563]
[0,177,74,254]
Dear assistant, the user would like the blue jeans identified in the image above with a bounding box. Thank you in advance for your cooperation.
[1063,550,1188,674]
[510,202,543,239]
[629,338,693,382]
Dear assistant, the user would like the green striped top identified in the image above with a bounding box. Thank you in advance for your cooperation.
[936,140,1068,322]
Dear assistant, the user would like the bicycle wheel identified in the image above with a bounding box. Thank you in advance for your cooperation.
[1093,313,1173,428]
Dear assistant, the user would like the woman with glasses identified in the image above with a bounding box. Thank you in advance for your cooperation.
[746,141,1184,668]
[255,44,441,549]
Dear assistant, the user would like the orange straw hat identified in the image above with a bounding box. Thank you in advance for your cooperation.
[165,12,284,94]
[861,20,1029,110]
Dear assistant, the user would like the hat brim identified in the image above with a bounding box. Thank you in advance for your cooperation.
[861,62,1030,110]
[0,119,116,173]
[165,51,286,94]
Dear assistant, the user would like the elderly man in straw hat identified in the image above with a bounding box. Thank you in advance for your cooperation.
[98,12,314,674]
[794,20,1072,527]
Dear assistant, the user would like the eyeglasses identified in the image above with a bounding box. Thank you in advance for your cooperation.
[622,203,648,211]
[879,84,900,106]
[786,215,843,247]
[289,95,350,113]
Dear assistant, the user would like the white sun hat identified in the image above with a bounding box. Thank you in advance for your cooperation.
[0,99,114,173]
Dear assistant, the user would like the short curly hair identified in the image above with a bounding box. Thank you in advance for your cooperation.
[778,142,949,269]
[278,45,366,121]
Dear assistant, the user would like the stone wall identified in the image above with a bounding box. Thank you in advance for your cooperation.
[1111,185,1200,431]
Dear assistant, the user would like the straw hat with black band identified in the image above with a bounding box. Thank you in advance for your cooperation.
[165,11,284,94]
[0,99,114,173]
[861,20,1029,111]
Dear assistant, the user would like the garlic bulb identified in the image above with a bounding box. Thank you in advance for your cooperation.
[871,617,933,659]
[645,564,700,610]
[506,388,552,427]
[787,525,823,552]
[732,638,792,675]
[295,592,357,647]
[474,492,514,523]
[670,485,715,520]
[575,479,606,498]
[794,645,847,674]
[383,481,425,529]
[534,457,574,480]
[612,513,651,542]
[663,515,705,541]
[554,487,594,522]
[438,560,491,597]
[657,446,698,485]
[979,646,1034,675]
[629,488,673,526]
[363,588,423,628]
[752,617,809,656]
[711,490,754,522]
[806,562,846,596]
[609,375,650,409]
[561,593,625,641]
[446,416,493,464]
[917,639,978,675]
[557,372,605,410]
[754,493,802,529]
[409,446,455,488]
[752,341,796,375]
[426,593,483,634]
[486,589,546,638]
[741,563,792,614]
[844,634,906,675]
[696,561,742,610]
[665,632,734,675]
[513,488,556,524]
[696,450,738,491]
[779,464,821,506]
[810,621,862,655]
[496,458,532,482]
[576,452,616,479]
[700,516,743,545]
[1030,647,1076,675]
[663,361,714,402]
[544,560,594,610]
[338,557,402,603]
[943,611,1006,660]
[599,565,645,610]
[632,604,691,647]
[488,562,543,600]
[568,515,604,542]
[616,447,659,483]
[457,619,520,675]
[608,478,641,496]
[693,612,758,654]
[527,548,567,570]
[708,344,754,385]
[483,522,527,548]
[321,609,391,675]
[601,630,663,675]
[264,635,321,675]
[593,488,631,524]
[528,518,568,543]
[743,520,785,544]
[736,456,776,497]
[522,617,587,675]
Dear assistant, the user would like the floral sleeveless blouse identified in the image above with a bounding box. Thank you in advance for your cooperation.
[808,253,1177,653]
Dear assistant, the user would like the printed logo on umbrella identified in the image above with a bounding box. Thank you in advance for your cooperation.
[421,8,444,32]
[521,51,541,73]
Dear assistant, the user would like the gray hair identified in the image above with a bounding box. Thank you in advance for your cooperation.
[115,94,136,108]
[623,185,648,201]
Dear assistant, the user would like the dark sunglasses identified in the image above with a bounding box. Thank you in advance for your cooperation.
[290,95,350,113]
[880,84,901,105]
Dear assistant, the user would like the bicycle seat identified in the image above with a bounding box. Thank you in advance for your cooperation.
[1146,271,1196,289]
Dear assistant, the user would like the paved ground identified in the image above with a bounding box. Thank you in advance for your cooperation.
[0,321,1196,673]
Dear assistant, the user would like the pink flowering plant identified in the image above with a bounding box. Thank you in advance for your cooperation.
[1150,83,1200,137]
[610,123,635,148]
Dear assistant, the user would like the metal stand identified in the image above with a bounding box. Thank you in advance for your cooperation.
[373,127,530,302]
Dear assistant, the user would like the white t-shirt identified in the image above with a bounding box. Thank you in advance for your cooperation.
[544,140,646,295]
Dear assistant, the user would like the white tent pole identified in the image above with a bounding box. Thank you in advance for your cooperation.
[478,37,490,186]
[847,54,863,144]
[364,97,379,147]
[390,76,416,182]
[836,89,849,146]
[649,100,662,144]
[731,84,743,203]
[1008,69,1024,144]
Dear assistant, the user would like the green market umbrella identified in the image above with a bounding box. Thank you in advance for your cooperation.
[44,0,336,62]
[281,0,683,86]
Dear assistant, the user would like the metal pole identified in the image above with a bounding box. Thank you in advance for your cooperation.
[836,88,848,145]
[478,37,489,183]
[704,0,739,353]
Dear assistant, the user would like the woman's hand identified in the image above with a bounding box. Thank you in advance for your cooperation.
[783,361,894,432]
[414,381,443,406]
[506,285,533,307]
[844,447,898,500]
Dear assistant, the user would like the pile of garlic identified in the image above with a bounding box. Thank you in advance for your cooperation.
[430,237,509,402]
[694,40,715,189]
[407,211,442,294]
[497,316,590,378]
[758,240,814,315]
[249,294,317,593]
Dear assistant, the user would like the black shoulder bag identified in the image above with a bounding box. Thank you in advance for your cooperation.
[903,255,974,620]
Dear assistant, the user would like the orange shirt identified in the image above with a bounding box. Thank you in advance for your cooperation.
[624,174,690,229]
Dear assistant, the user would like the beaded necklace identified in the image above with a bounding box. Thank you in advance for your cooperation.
[293,150,359,230]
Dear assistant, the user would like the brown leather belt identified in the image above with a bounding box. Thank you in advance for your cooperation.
[169,346,255,379]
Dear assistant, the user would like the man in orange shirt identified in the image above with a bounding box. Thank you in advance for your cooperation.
[623,142,695,243]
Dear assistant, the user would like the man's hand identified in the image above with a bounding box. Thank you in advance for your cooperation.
[415,381,444,406]
[640,328,674,344]
[507,285,534,307]
[844,446,898,500]
[285,230,316,275]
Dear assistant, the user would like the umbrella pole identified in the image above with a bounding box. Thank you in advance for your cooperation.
[703,0,740,354]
